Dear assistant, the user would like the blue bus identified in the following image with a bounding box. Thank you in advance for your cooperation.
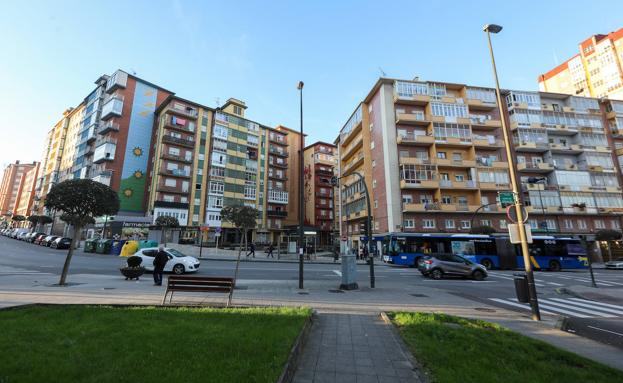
[381,233,588,271]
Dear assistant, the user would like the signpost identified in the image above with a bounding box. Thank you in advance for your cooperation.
[199,225,209,258]
[498,191,515,208]
[215,227,221,251]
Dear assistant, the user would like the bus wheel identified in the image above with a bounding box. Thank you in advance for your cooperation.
[410,257,422,268]
[548,260,561,272]
[481,259,493,270]
[431,269,443,280]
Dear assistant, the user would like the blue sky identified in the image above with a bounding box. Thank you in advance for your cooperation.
[1,0,622,168]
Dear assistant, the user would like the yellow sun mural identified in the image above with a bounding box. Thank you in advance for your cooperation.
[132,147,143,157]
[133,170,143,179]
[123,189,133,198]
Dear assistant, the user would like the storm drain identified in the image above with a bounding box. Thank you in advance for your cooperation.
[474,307,497,313]
[329,289,345,293]
[410,294,428,298]
[298,291,309,295]
[102,287,116,290]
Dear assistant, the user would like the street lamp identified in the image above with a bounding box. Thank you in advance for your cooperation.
[527,177,548,233]
[297,81,305,289]
[484,23,541,320]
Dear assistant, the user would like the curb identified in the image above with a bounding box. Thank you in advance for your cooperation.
[197,257,379,266]
[379,312,430,383]
[277,310,316,383]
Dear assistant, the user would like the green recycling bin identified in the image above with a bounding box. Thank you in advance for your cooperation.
[84,240,97,253]
[138,240,158,250]
[96,239,113,254]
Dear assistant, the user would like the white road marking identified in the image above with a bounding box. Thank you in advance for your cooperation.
[518,299,590,318]
[333,270,342,277]
[549,298,623,316]
[488,298,555,315]
[569,298,623,311]
[545,282,563,286]
[587,326,623,337]
[538,299,616,318]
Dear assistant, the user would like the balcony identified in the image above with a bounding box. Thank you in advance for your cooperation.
[400,179,439,189]
[162,135,195,148]
[101,97,123,120]
[315,165,333,175]
[396,133,434,146]
[473,138,503,148]
[165,106,198,120]
[266,210,288,217]
[514,142,549,153]
[434,137,472,147]
[91,169,112,186]
[269,146,289,157]
[517,162,554,173]
[165,117,195,133]
[160,153,193,164]
[156,185,189,195]
[343,152,364,175]
[314,156,335,166]
[268,189,289,204]
[159,168,191,178]
[269,160,288,168]
[476,159,509,169]
[99,121,119,135]
[470,116,501,129]
[341,135,363,160]
[402,203,427,212]
[480,182,511,190]
[268,173,288,181]
[436,158,476,168]
[440,204,480,212]
[395,112,429,126]
[466,98,497,110]
[399,157,434,166]
[394,93,430,106]
[544,124,578,136]
[93,142,116,164]
[439,180,478,189]
[269,134,288,146]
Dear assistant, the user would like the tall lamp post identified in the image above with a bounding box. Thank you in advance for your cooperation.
[527,177,548,233]
[484,23,541,320]
[297,81,305,289]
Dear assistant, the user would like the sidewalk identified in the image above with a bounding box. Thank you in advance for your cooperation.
[293,312,422,383]
[563,284,623,303]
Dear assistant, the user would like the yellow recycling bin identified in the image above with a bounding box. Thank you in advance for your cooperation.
[119,240,139,257]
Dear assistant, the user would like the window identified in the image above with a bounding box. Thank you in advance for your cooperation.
[162,195,174,202]
[437,152,446,159]
[402,195,413,204]
[441,196,452,204]
[499,219,507,229]
[564,219,574,229]
[372,160,376,167]
[612,220,621,230]
[455,174,464,182]
[404,219,415,229]
[209,181,224,195]
[165,178,176,187]
[372,180,377,188]
[480,220,492,227]
[370,141,375,149]
[374,200,378,208]
[577,219,588,229]
[595,220,605,229]
[423,219,435,229]
[546,219,556,230]
[168,147,180,156]
[460,220,471,229]
[445,219,455,229]
[213,124,228,139]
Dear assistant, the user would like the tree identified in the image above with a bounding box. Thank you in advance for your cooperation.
[470,225,497,235]
[595,229,622,262]
[220,205,259,285]
[155,215,179,247]
[45,179,119,285]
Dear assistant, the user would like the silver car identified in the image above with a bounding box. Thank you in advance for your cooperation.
[605,258,623,270]
[419,254,488,280]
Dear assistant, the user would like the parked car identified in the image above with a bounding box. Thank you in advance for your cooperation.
[30,233,47,244]
[16,231,30,240]
[418,254,488,280]
[28,233,46,243]
[134,247,200,275]
[40,235,59,247]
[605,258,623,270]
[21,232,35,241]
[51,237,72,249]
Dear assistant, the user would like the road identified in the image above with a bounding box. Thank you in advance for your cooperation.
[2,235,623,349]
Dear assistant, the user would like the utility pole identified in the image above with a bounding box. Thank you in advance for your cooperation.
[297,81,305,289]
[485,23,541,320]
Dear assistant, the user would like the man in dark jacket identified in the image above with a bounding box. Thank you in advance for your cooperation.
[266,243,274,258]
[153,246,169,286]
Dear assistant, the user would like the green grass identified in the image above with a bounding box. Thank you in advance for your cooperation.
[0,305,311,383]
[391,312,623,383]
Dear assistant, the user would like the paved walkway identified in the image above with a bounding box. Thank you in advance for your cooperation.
[293,312,421,383]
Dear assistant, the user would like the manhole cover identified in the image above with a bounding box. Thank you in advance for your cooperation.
[298,291,309,295]
[410,294,428,298]
[102,287,116,290]
[46,282,85,287]
[474,307,497,313]
[329,289,345,293]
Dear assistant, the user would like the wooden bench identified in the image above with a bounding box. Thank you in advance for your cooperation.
[162,276,235,307]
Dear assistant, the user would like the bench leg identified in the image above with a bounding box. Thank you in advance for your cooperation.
[169,291,174,304]
[227,288,233,308]
[162,290,168,305]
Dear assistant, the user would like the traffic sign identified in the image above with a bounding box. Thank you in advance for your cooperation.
[508,224,533,244]
[498,191,515,208]
[506,205,528,224]
[330,176,338,186]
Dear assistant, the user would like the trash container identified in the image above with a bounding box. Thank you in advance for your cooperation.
[110,240,127,256]
[84,240,97,253]
[96,239,112,254]
[138,240,158,250]
[514,272,529,303]
[120,240,139,257]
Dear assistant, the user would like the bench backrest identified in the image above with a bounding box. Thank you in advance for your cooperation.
[166,276,234,293]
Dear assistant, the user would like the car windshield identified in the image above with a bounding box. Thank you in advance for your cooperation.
[167,249,187,258]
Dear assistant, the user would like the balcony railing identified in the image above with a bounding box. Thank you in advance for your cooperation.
[160,168,191,178]
[163,135,195,148]
[268,189,289,204]
[266,210,288,217]
[161,153,193,163]
[269,147,289,157]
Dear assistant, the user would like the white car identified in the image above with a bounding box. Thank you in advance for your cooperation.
[133,247,200,275]
[605,258,623,270]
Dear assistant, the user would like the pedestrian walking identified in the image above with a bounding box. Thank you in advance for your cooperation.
[266,243,274,258]
[153,245,169,286]
[246,242,255,258]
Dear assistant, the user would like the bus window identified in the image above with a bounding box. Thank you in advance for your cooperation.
[451,240,475,255]
[474,240,496,255]
[543,241,566,257]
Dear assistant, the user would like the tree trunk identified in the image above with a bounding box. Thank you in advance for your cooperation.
[607,240,613,262]
[59,224,81,285]
[234,229,244,287]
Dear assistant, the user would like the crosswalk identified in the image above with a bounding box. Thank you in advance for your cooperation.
[487,271,623,287]
[489,297,623,318]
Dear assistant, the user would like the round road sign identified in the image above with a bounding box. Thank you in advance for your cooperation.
[506,205,528,224]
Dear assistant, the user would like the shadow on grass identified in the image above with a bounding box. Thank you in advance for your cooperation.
[391,312,623,383]
[0,305,311,383]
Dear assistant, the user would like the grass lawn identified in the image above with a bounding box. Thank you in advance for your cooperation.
[391,312,623,383]
[0,305,311,383]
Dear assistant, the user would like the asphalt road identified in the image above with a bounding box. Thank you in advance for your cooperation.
[2,235,623,348]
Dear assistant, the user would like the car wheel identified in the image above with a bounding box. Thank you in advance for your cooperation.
[172,264,185,275]
[431,269,443,280]
[481,259,493,270]
[549,260,561,272]
[472,270,485,281]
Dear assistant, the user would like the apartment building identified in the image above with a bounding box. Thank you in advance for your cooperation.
[14,162,41,223]
[303,142,337,245]
[148,97,300,245]
[337,78,623,246]
[538,27,623,99]
[0,161,38,217]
